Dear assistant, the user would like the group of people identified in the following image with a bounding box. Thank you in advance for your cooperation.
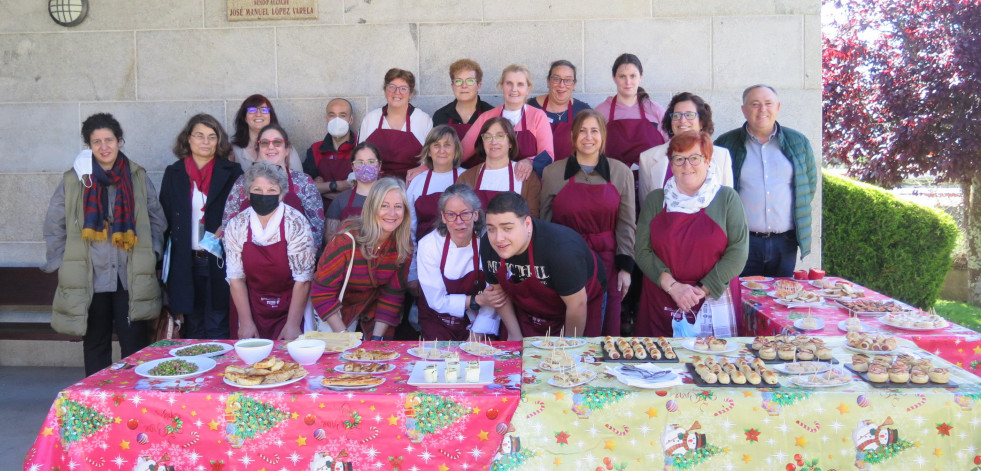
[42,53,817,376]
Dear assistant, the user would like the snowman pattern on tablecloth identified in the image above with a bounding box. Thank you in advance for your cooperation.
[132,455,175,471]
[309,450,354,471]
[852,416,911,469]
[660,421,721,470]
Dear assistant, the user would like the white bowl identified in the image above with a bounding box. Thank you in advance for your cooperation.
[234,339,274,365]
[287,339,326,365]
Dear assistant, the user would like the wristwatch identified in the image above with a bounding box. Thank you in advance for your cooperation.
[469,294,480,312]
[329,180,338,192]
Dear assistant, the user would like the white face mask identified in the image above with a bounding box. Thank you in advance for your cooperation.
[327,117,350,138]
[73,149,93,187]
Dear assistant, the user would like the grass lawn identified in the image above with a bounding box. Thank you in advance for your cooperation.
[934,299,981,332]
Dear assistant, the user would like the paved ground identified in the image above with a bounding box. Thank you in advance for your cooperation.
[0,366,85,466]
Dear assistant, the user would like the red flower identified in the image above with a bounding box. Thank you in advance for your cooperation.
[936,422,953,436]
[555,430,570,445]
[745,428,761,442]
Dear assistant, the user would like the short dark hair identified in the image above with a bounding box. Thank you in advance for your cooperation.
[351,141,381,161]
[173,113,232,160]
[548,60,577,80]
[486,191,530,219]
[81,113,123,146]
[232,94,279,148]
[255,123,292,151]
[473,117,520,162]
[662,92,714,137]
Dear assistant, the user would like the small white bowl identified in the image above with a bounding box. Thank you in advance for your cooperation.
[287,339,326,365]
[234,338,274,365]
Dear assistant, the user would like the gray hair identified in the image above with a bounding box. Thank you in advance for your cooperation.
[244,160,289,195]
[434,184,485,237]
[741,84,778,104]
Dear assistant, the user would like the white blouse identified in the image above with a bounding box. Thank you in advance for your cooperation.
[417,231,500,335]
[476,162,524,194]
[224,204,316,283]
[358,106,433,146]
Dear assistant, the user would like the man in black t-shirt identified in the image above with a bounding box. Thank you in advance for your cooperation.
[480,192,606,339]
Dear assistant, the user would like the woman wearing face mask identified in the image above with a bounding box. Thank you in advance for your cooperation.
[302,98,358,209]
[595,54,670,170]
[458,117,542,217]
[312,178,414,340]
[325,142,382,238]
[224,161,316,340]
[359,68,433,181]
[527,60,592,162]
[159,113,243,339]
[223,124,324,249]
[230,94,303,171]
[638,92,733,199]
[42,113,166,376]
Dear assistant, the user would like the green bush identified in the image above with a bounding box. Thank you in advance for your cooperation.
[822,174,958,309]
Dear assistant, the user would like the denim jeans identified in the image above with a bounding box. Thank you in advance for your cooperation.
[741,231,799,278]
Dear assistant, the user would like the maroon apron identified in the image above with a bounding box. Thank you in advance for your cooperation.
[513,107,540,160]
[543,96,574,161]
[604,96,666,168]
[635,206,740,337]
[473,163,515,211]
[550,176,622,336]
[241,215,295,339]
[339,184,364,220]
[313,142,354,206]
[413,169,459,241]
[417,235,484,340]
[496,237,605,337]
[364,105,424,181]
[446,118,474,144]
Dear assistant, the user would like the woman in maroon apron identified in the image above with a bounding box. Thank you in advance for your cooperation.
[634,131,748,337]
[429,59,495,173]
[325,142,383,237]
[541,110,636,337]
[312,178,414,340]
[226,161,316,340]
[528,60,593,162]
[458,117,543,218]
[408,126,465,243]
[360,68,433,181]
[597,54,669,169]
[416,184,501,340]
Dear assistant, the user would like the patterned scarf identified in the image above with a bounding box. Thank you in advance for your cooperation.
[663,165,721,214]
[82,152,137,250]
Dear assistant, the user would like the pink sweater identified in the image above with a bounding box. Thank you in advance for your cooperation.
[460,105,555,162]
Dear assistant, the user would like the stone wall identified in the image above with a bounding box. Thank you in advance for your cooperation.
[0,0,822,268]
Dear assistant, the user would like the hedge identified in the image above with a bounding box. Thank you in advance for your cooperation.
[822,174,958,309]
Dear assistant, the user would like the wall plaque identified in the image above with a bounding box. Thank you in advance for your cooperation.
[227,0,317,21]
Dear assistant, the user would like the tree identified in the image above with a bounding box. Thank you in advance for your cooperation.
[823,0,981,303]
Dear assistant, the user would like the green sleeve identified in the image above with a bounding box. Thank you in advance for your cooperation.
[634,190,670,286]
[699,188,749,298]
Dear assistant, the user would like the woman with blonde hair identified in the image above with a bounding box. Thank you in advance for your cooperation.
[312,177,414,340]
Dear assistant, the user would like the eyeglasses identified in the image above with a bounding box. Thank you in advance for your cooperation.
[386,84,410,94]
[443,210,476,222]
[670,154,705,167]
[481,132,508,142]
[452,78,478,87]
[258,139,285,148]
[191,133,218,142]
[549,76,576,86]
[352,159,379,167]
[246,107,270,114]
[670,111,700,121]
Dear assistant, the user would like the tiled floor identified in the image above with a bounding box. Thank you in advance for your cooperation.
[0,366,85,466]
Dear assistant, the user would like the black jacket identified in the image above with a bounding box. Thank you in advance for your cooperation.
[159,158,243,314]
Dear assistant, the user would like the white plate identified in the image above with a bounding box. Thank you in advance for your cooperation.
[793,318,826,331]
[837,320,870,333]
[741,281,770,290]
[340,350,400,363]
[459,342,504,357]
[531,338,586,349]
[136,357,215,380]
[169,342,233,358]
[332,363,395,375]
[774,297,825,308]
[407,361,494,387]
[741,277,774,282]
[319,376,386,390]
[607,364,680,389]
[547,370,598,388]
[406,347,453,360]
[322,339,362,354]
[880,318,949,331]
[223,374,308,389]
[773,361,832,375]
[843,344,903,356]
[790,372,853,388]
[539,354,581,372]
[679,339,738,354]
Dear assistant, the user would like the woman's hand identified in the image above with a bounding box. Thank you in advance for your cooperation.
[278,323,302,341]
[214,226,224,239]
[514,159,533,182]
[667,282,705,312]
[616,269,631,292]
[478,284,509,308]
[406,280,422,298]
[405,165,428,184]
[237,322,258,340]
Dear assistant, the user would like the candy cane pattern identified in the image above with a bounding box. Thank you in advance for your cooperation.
[440,448,462,459]
[714,398,735,416]
[85,456,106,467]
[360,426,379,443]
[525,400,546,418]
[604,424,629,436]
[906,394,927,412]
[259,453,280,464]
[181,431,200,448]
[795,420,820,433]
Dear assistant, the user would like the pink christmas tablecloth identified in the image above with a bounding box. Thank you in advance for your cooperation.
[742,277,981,377]
[24,340,522,471]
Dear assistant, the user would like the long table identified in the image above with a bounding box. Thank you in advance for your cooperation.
[741,277,981,377]
[495,337,981,471]
[24,340,523,471]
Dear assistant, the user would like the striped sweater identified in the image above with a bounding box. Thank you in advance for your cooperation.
[311,229,409,327]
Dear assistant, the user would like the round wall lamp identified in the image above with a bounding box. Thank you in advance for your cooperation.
[48,0,88,27]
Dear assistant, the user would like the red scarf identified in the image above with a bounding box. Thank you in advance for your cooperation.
[184,157,215,197]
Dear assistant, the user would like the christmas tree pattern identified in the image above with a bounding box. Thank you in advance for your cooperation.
[55,394,112,446]
[571,386,630,418]
[403,393,467,442]
[490,448,535,471]
[860,438,913,465]
[669,443,723,470]
[224,393,288,447]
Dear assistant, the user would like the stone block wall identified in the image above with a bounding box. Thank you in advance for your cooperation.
[0,0,822,268]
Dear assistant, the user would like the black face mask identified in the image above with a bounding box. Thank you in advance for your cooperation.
[249,193,280,216]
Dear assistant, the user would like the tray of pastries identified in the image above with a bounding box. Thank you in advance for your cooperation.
[321,373,386,389]
[835,299,914,316]
[334,362,395,374]
[601,336,678,362]
[341,348,400,362]
[843,332,900,353]
[748,335,836,363]
[223,357,309,388]
[846,353,956,388]
[687,356,779,387]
